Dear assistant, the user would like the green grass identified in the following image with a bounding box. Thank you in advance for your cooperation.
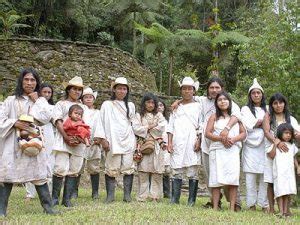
[1,187,299,224]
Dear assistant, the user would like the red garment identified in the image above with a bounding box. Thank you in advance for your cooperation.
[63,118,91,140]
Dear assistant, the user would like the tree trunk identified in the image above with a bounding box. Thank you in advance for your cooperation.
[168,55,173,95]
[158,52,162,92]
[132,12,137,56]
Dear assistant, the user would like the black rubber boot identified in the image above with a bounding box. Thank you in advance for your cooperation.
[0,183,13,217]
[170,178,182,204]
[187,179,198,206]
[71,174,81,199]
[61,176,76,207]
[123,174,134,202]
[163,175,171,198]
[52,175,63,206]
[35,183,60,215]
[105,174,116,203]
[90,173,100,200]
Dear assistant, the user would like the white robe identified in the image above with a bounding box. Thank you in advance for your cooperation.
[264,116,299,183]
[0,96,51,183]
[96,100,136,155]
[272,143,298,198]
[52,100,88,157]
[209,117,242,187]
[84,108,102,160]
[195,96,242,154]
[167,102,202,169]
[241,106,266,173]
[162,119,170,166]
[132,112,166,173]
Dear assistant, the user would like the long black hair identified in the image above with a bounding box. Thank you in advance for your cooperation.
[14,68,41,97]
[276,123,294,143]
[40,83,55,105]
[269,93,291,126]
[140,93,158,117]
[158,98,169,121]
[247,89,266,117]
[206,77,224,99]
[215,91,232,120]
[111,84,130,119]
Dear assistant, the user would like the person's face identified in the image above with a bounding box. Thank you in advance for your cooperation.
[68,86,82,101]
[272,100,285,114]
[250,89,263,106]
[22,73,37,95]
[157,102,165,113]
[82,94,95,108]
[181,86,195,101]
[70,109,83,121]
[217,95,230,111]
[282,130,292,142]
[114,84,128,100]
[145,99,155,113]
[208,82,222,99]
[40,87,52,101]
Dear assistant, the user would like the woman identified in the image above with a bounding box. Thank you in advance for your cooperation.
[51,76,88,207]
[205,92,246,211]
[25,83,56,201]
[263,93,300,214]
[241,79,268,211]
[132,93,166,201]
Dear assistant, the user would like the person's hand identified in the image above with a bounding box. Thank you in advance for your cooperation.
[93,137,101,145]
[194,138,201,152]
[220,129,229,142]
[297,166,300,176]
[277,141,288,152]
[101,139,110,152]
[170,100,181,112]
[167,143,173,153]
[63,135,80,147]
[28,92,39,102]
[14,120,31,131]
[148,122,158,130]
[255,119,263,128]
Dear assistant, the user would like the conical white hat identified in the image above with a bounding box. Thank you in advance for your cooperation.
[178,77,199,91]
[248,78,264,93]
[82,87,97,99]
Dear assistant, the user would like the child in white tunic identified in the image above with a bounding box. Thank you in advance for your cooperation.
[205,92,246,211]
[241,78,268,210]
[132,93,166,201]
[167,77,202,206]
[267,123,298,216]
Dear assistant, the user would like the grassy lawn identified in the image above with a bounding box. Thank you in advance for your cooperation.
[1,187,299,224]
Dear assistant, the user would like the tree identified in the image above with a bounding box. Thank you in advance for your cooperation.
[0,10,32,39]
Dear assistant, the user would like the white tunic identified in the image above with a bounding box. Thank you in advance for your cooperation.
[84,108,102,160]
[167,102,202,169]
[241,106,266,173]
[162,119,170,166]
[0,96,51,183]
[96,100,136,155]
[208,117,242,187]
[132,112,166,173]
[272,143,298,198]
[195,96,242,154]
[52,100,88,157]
[264,116,299,183]
[31,97,55,171]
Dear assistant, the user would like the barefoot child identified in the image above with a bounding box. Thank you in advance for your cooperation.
[267,123,298,217]
[63,104,91,146]
[205,92,246,211]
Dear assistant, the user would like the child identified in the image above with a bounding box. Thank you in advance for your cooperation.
[63,104,91,147]
[132,93,166,201]
[267,123,298,217]
[205,92,246,211]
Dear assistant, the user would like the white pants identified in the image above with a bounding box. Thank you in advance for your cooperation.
[105,151,135,177]
[137,172,163,201]
[245,172,268,208]
[25,178,53,198]
[171,165,199,180]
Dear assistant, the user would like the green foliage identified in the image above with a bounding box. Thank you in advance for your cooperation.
[211,31,250,48]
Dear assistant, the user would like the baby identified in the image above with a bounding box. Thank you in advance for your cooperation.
[63,104,91,146]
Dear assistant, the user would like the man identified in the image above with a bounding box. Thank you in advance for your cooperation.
[167,77,202,206]
[0,68,58,216]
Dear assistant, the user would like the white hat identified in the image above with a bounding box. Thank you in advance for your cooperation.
[248,78,264,93]
[111,77,129,90]
[82,87,97,99]
[178,77,199,91]
[63,76,84,88]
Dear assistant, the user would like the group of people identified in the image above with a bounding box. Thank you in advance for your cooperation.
[0,68,299,218]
